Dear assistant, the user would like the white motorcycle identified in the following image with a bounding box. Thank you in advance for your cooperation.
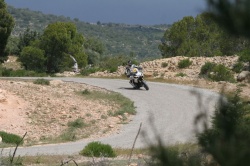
[127,65,149,90]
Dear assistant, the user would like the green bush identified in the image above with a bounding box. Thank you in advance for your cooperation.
[67,118,87,128]
[161,62,168,68]
[200,63,235,82]
[209,64,235,82]
[175,72,187,77]
[199,62,216,76]
[0,131,23,144]
[81,67,99,76]
[198,92,250,166]
[232,61,244,73]
[80,141,116,157]
[33,78,50,85]
[178,59,192,69]
[0,67,47,77]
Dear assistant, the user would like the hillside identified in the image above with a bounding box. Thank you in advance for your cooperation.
[7,5,169,60]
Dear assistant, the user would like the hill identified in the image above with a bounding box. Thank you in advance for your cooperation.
[7,5,169,60]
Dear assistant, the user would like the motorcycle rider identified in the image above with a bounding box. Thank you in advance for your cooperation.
[125,60,138,87]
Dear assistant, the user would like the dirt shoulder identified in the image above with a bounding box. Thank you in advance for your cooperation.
[0,79,131,145]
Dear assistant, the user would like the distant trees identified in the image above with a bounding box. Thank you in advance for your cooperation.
[0,0,15,62]
[19,22,87,73]
[159,12,250,58]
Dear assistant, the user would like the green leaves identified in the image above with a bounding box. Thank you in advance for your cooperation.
[0,0,14,61]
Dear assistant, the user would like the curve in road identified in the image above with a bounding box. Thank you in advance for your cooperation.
[0,78,220,156]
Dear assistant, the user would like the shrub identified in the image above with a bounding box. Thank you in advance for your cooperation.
[232,61,244,73]
[199,62,216,76]
[161,62,168,68]
[200,63,235,82]
[80,141,116,157]
[81,67,99,76]
[209,64,235,82]
[175,72,187,77]
[33,78,50,85]
[0,131,23,144]
[0,67,46,77]
[67,118,87,128]
[198,92,250,166]
[178,59,192,69]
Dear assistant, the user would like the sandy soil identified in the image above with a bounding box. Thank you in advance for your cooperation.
[0,79,131,145]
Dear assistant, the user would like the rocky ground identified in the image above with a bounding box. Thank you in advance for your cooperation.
[0,79,131,145]
[1,55,250,146]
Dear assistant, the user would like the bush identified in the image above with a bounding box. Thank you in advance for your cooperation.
[67,118,87,128]
[198,92,250,166]
[33,78,50,85]
[0,67,47,77]
[200,63,235,82]
[199,62,216,76]
[161,62,168,68]
[175,72,187,77]
[232,61,244,73]
[0,131,23,144]
[80,141,116,157]
[81,67,99,76]
[209,64,235,82]
[178,59,192,69]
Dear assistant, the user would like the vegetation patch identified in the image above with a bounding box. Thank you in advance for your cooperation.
[178,59,192,69]
[0,131,23,145]
[80,141,116,157]
[80,90,136,116]
[33,78,50,85]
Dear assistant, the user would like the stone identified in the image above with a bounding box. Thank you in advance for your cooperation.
[237,71,250,82]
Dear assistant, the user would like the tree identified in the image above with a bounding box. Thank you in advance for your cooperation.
[0,0,15,62]
[207,0,250,39]
[19,46,46,72]
[40,22,87,73]
[17,28,40,55]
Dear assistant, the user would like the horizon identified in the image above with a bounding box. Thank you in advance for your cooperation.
[5,0,207,25]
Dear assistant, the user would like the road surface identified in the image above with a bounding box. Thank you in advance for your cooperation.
[0,78,220,156]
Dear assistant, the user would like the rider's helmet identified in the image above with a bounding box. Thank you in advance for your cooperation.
[127,60,132,67]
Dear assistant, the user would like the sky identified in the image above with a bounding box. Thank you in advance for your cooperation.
[5,0,207,25]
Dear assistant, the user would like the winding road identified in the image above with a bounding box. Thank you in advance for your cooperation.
[0,78,220,156]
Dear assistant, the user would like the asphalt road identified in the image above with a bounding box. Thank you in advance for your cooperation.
[0,78,220,156]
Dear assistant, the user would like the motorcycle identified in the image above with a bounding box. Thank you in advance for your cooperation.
[127,65,149,90]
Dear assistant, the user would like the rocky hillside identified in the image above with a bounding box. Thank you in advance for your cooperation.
[90,55,250,99]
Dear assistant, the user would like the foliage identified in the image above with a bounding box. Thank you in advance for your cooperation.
[0,0,15,62]
[0,131,23,144]
[5,36,19,55]
[207,0,250,39]
[198,92,250,166]
[19,46,46,72]
[80,66,99,76]
[0,67,46,77]
[33,78,50,85]
[17,28,40,55]
[178,59,192,69]
[199,62,216,77]
[40,22,87,73]
[159,12,250,58]
[67,118,87,128]
[80,90,136,116]
[232,61,244,73]
[161,62,168,68]
[200,62,235,82]
[238,49,250,71]
[175,72,187,77]
[80,141,116,157]
[209,64,235,82]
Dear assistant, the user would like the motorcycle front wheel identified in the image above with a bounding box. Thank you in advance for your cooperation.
[142,80,149,90]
